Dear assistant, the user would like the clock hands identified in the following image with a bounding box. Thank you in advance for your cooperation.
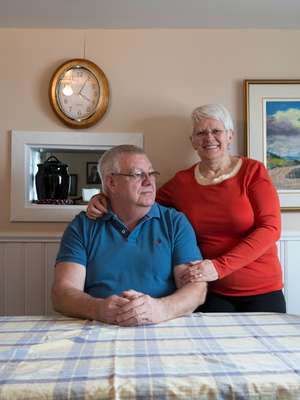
[79,92,91,102]
[77,77,92,102]
[78,78,89,96]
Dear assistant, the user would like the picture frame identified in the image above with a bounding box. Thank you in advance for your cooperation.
[244,79,300,211]
[69,174,78,197]
[86,162,101,185]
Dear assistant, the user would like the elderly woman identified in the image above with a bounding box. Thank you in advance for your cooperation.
[87,104,286,313]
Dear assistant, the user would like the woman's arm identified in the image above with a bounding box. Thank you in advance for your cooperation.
[212,165,281,279]
[156,175,178,207]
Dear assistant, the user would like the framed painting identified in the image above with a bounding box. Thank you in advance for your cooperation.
[86,162,101,185]
[244,79,300,211]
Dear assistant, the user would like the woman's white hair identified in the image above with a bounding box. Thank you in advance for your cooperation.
[98,144,145,192]
[191,104,234,131]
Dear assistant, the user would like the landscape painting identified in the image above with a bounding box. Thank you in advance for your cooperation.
[266,100,300,191]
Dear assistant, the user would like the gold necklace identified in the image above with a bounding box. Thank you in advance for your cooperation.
[194,158,242,185]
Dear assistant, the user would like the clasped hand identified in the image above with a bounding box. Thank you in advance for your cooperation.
[179,259,218,286]
[100,289,164,326]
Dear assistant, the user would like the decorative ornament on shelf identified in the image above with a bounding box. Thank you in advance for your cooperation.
[35,155,70,201]
[49,58,109,129]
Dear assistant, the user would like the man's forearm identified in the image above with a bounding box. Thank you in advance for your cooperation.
[159,282,207,321]
[52,286,102,321]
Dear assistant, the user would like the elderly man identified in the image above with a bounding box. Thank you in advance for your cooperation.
[52,145,206,326]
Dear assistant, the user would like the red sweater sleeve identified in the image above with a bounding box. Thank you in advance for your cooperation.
[156,176,178,208]
[212,163,281,279]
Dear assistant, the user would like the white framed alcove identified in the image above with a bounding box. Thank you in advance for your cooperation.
[10,131,143,222]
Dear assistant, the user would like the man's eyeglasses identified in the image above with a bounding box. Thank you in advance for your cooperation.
[111,170,160,181]
[193,129,226,138]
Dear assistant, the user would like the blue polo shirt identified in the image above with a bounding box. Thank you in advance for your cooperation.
[56,203,202,298]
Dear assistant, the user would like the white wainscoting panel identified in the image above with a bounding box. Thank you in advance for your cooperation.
[45,243,60,315]
[277,234,300,315]
[0,233,300,315]
[0,244,5,315]
[0,237,60,316]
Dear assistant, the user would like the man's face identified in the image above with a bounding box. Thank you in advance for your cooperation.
[110,153,157,209]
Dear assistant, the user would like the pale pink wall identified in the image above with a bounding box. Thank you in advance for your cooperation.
[1,28,300,234]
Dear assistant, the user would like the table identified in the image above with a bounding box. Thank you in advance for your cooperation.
[1,313,300,399]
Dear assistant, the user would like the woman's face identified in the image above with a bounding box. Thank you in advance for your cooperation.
[190,118,233,162]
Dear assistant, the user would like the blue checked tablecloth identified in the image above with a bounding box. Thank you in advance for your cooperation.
[0,312,300,399]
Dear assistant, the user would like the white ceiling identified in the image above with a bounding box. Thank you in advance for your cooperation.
[1,0,300,29]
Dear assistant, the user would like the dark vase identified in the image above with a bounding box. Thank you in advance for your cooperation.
[35,156,70,200]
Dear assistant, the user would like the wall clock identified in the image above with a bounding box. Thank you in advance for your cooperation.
[49,59,109,129]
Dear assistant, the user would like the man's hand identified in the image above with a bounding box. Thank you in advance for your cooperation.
[115,290,166,326]
[86,193,108,219]
[180,259,218,285]
[94,294,131,324]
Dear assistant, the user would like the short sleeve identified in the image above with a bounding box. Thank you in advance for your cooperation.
[56,213,88,267]
[171,211,202,266]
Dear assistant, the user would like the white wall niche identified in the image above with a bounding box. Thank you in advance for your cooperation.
[10,130,143,222]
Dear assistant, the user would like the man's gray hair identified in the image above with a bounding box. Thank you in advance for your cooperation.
[191,104,234,131]
[98,144,145,192]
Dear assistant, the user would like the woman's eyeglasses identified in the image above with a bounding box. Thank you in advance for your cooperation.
[192,129,226,138]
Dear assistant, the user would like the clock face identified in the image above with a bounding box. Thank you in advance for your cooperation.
[57,67,100,121]
[49,59,109,129]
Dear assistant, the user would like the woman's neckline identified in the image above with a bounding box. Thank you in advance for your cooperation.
[194,157,243,186]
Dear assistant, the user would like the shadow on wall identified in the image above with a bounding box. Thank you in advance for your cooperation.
[127,113,198,185]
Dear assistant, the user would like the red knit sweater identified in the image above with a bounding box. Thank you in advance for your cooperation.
[156,157,283,296]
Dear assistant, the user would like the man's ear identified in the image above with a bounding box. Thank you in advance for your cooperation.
[105,175,116,193]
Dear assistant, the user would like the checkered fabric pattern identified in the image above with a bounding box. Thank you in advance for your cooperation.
[0,313,300,399]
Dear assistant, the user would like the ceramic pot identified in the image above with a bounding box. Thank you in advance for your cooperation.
[35,155,70,200]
